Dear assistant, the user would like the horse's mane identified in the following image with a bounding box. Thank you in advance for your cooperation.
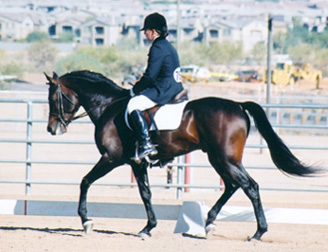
[62,70,124,92]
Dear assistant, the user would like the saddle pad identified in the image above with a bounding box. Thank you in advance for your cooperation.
[125,101,188,131]
[150,101,188,131]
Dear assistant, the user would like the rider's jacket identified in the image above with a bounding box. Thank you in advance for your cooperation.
[132,36,183,105]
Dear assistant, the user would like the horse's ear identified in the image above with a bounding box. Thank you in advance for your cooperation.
[52,72,59,80]
[44,72,55,85]
[44,72,58,86]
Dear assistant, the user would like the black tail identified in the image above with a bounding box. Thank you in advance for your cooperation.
[241,101,323,177]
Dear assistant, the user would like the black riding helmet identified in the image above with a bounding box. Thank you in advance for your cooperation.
[140,12,168,37]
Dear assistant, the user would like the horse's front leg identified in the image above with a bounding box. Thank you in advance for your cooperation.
[131,161,157,238]
[78,156,119,234]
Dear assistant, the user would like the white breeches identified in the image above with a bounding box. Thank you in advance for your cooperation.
[127,95,157,114]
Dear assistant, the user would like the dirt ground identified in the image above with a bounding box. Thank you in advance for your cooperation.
[1,214,328,252]
[1,186,328,252]
[1,77,328,251]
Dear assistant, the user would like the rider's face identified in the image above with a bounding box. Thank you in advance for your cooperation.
[144,29,158,42]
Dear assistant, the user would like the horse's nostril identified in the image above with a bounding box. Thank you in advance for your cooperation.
[47,126,54,134]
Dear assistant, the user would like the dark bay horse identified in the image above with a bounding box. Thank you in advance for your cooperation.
[45,70,321,241]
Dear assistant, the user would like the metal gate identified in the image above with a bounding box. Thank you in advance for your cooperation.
[1,94,328,199]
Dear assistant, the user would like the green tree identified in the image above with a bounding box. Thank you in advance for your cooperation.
[1,61,25,77]
[55,44,149,79]
[272,17,328,75]
[0,49,25,89]
[315,48,328,75]
[179,41,243,67]
[248,41,266,64]
[207,41,243,65]
[58,31,74,42]
[55,51,105,75]
[179,42,207,66]
[28,41,58,72]
[27,32,49,42]
[0,49,25,77]
[288,43,316,65]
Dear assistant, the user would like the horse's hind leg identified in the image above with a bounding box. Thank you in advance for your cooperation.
[238,167,268,241]
[206,153,267,240]
[131,161,157,238]
[205,182,238,232]
[78,156,119,234]
[227,163,268,240]
[205,154,239,231]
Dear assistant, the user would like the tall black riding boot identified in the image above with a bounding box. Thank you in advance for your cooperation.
[129,110,158,160]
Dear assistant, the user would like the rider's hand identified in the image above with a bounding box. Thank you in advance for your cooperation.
[130,88,135,97]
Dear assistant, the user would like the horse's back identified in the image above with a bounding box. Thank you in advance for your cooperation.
[186,97,247,118]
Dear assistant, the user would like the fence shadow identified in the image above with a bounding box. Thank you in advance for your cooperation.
[0,199,180,220]
[0,226,139,238]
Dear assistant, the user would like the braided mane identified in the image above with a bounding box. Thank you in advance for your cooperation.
[62,70,124,92]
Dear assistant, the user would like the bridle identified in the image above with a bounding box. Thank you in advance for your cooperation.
[50,76,88,127]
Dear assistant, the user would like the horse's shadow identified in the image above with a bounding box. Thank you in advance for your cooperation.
[0,226,138,238]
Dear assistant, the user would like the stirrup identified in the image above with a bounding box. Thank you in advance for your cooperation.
[132,143,158,163]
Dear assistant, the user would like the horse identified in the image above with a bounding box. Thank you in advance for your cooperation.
[44,70,322,241]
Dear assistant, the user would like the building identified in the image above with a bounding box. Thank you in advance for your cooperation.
[0,0,327,53]
[0,10,49,41]
[79,16,121,46]
[204,18,267,52]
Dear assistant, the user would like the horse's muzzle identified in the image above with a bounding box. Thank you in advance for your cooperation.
[47,121,67,135]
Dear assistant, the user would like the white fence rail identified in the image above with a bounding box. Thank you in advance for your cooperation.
[1,96,328,199]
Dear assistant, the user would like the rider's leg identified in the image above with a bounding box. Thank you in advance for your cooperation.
[127,95,158,159]
[129,109,157,159]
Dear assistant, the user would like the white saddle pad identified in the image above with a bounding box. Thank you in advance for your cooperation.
[125,101,188,131]
[150,101,188,131]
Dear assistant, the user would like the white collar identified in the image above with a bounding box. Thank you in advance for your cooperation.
[152,35,160,43]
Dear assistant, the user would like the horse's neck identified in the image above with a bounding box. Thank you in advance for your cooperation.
[79,89,129,125]
[64,75,129,124]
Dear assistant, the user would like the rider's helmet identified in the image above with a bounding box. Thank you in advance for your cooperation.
[140,12,168,37]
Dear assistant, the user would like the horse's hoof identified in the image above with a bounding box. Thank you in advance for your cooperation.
[247,236,261,242]
[83,220,94,234]
[205,223,216,235]
[138,231,151,240]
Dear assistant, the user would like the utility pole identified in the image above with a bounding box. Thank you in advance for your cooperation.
[266,14,273,105]
[260,14,273,154]
[176,0,181,53]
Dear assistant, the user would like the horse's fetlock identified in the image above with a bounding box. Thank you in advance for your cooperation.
[151,219,157,228]
[207,209,217,223]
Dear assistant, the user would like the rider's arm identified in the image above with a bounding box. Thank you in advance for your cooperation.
[132,43,167,95]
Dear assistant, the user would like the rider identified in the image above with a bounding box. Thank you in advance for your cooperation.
[127,12,184,161]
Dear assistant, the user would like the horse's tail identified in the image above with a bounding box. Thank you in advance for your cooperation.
[241,101,323,177]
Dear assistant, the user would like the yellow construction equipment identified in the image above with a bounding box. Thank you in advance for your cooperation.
[293,63,322,89]
[265,60,322,88]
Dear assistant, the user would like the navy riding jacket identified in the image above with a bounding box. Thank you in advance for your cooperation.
[132,36,183,105]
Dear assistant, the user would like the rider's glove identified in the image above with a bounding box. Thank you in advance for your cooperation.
[130,88,135,97]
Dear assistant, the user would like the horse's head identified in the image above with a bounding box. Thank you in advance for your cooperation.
[45,72,80,135]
